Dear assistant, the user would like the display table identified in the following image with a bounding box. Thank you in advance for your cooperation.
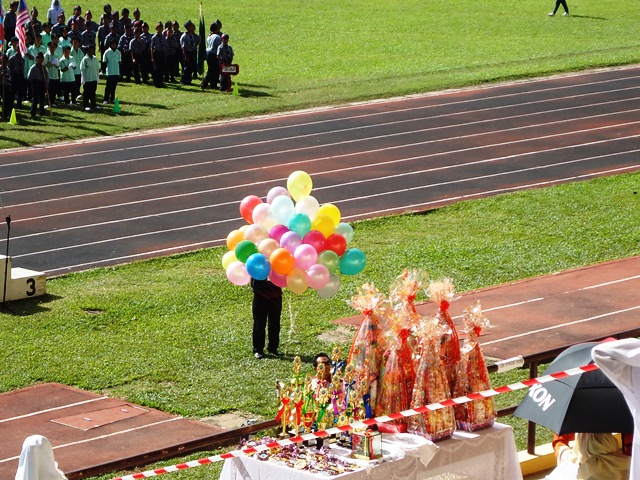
[219,422,522,480]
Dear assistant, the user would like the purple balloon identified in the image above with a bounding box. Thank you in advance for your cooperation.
[280,231,302,253]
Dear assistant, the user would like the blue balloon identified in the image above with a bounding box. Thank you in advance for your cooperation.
[246,253,271,280]
[339,248,366,275]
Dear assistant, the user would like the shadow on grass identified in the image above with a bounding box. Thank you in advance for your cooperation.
[0,293,62,316]
[569,14,607,20]
[234,87,273,98]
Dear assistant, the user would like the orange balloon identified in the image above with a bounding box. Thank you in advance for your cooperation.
[270,247,295,275]
[226,229,245,250]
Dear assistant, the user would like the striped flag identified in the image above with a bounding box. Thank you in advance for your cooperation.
[15,0,30,55]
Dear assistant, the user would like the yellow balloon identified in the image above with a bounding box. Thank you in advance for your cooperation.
[226,229,245,250]
[221,250,237,269]
[311,215,335,238]
[317,203,341,226]
[287,171,313,202]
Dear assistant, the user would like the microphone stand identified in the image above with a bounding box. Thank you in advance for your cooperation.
[2,215,10,306]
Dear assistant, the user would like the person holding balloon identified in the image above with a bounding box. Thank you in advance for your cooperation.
[251,278,283,359]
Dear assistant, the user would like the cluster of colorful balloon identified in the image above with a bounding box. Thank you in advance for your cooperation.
[223,171,366,298]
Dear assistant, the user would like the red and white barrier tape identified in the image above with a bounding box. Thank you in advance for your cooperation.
[111,362,598,480]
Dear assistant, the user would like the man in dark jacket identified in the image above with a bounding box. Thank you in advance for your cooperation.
[251,279,283,359]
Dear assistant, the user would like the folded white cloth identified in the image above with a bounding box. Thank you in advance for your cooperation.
[15,435,67,480]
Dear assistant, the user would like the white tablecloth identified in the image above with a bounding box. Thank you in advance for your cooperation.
[219,422,523,480]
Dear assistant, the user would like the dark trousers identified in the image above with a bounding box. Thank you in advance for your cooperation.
[74,74,81,99]
[11,78,24,107]
[152,52,165,87]
[201,51,219,89]
[132,54,148,83]
[120,54,132,81]
[61,81,74,104]
[164,54,177,81]
[552,0,569,13]
[1,86,14,120]
[104,75,119,102]
[83,80,97,109]
[30,80,46,117]
[220,72,232,92]
[48,79,60,105]
[181,51,196,84]
[252,295,282,354]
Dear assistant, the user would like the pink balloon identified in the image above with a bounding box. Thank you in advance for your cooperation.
[269,270,288,288]
[280,231,302,253]
[269,224,289,243]
[294,244,318,270]
[267,186,290,204]
[226,261,251,286]
[306,263,330,289]
[303,230,326,253]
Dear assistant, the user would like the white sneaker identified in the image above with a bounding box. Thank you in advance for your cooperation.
[84,107,90,111]
[76,95,83,100]
[562,12,569,15]
[548,12,555,16]
[103,100,109,105]
[94,105,101,110]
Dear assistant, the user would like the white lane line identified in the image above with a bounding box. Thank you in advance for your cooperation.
[2,90,639,187]
[342,164,640,219]
[10,142,640,244]
[450,274,640,320]
[481,305,640,346]
[569,274,640,292]
[10,131,640,231]
[0,417,182,464]
[1,70,638,168]
[14,164,639,274]
[0,396,108,424]
[6,105,640,209]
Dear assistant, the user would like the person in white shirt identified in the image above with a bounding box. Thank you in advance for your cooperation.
[592,338,640,480]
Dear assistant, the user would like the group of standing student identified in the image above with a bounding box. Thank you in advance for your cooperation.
[0,2,236,121]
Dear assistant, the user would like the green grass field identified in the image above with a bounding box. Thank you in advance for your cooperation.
[3,1,640,477]
[3,0,640,149]
[2,172,639,479]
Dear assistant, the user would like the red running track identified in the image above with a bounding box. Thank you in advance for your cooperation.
[0,66,639,275]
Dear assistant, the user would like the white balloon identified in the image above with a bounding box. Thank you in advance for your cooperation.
[317,274,341,298]
[295,195,320,219]
[252,203,277,230]
[334,222,354,244]
[244,224,269,244]
[271,195,295,226]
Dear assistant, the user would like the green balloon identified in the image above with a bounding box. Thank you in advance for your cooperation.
[288,213,312,238]
[339,248,366,275]
[317,250,340,274]
[235,240,258,263]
